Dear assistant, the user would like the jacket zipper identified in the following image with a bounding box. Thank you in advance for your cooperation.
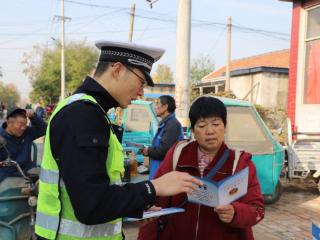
[195,169,204,240]
[194,204,201,240]
[177,165,203,240]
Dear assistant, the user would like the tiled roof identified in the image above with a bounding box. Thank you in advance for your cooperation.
[203,49,290,80]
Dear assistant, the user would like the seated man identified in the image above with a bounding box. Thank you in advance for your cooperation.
[0,108,47,182]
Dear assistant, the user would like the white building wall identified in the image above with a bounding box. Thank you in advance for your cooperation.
[231,72,288,109]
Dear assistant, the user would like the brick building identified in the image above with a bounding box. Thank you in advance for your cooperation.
[196,50,290,109]
[281,0,320,133]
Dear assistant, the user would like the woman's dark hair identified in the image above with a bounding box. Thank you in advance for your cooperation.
[159,95,176,113]
[189,96,227,129]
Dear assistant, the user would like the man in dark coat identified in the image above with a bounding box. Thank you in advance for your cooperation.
[0,108,47,182]
[141,95,184,179]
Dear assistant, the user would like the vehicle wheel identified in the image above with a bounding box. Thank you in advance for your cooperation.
[264,181,283,204]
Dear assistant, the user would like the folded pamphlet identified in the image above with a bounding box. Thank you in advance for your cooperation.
[125,141,145,149]
[124,207,185,222]
[187,167,249,207]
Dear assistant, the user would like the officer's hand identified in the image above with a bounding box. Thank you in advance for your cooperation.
[151,171,203,196]
[214,204,235,223]
[26,109,35,118]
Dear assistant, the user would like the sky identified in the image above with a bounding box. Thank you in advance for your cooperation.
[0,0,293,102]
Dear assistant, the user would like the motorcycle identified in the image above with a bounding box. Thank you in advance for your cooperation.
[0,136,39,240]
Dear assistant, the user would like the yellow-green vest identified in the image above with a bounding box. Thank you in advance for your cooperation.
[35,93,124,240]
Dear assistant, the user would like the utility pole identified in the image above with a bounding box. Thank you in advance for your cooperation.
[54,0,71,100]
[60,0,66,100]
[175,0,191,127]
[129,1,135,42]
[225,16,232,92]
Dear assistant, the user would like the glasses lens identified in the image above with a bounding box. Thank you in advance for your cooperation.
[126,66,146,86]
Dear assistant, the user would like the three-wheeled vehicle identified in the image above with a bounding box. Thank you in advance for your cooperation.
[286,118,320,192]
[217,97,285,204]
[120,100,158,164]
[0,141,39,240]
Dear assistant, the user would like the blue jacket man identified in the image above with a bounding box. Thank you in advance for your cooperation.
[0,108,47,182]
[141,95,184,179]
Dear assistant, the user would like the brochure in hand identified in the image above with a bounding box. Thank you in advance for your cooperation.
[124,207,185,222]
[125,141,145,149]
[187,167,249,207]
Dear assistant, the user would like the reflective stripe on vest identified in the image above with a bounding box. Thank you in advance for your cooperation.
[36,212,122,238]
[35,93,124,240]
[40,168,122,186]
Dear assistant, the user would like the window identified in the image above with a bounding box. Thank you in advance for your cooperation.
[130,108,149,121]
[225,106,274,154]
[304,6,320,104]
[218,84,225,92]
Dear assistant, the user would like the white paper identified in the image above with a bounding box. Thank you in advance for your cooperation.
[124,207,185,222]
[125,141,145,148]
[187,167,249,207]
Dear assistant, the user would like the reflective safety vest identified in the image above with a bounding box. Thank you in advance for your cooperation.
[35,93,124,240]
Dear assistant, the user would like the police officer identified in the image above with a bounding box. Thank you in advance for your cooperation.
[35,41,202,240]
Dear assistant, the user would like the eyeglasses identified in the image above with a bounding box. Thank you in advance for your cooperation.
[125,66,147,87]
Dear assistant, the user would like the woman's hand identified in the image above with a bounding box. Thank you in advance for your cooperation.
[214,204,235,223]
[133,205,162,226]
[147,205,162,212]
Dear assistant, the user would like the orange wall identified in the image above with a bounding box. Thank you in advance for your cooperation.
[287,1,301,128]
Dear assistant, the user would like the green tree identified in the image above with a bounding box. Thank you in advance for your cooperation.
[0,81,20,107]
[151,64,174,84]
[191,55,215,85]
[22,40,98,104]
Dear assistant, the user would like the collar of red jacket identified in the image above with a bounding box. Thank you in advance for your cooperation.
[177,141,228,170]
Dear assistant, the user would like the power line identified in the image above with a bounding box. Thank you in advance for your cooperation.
[70,9,125,34]
[64,0,174,17]
[0,1,290,43]
[130,13,289,41]
[64,0,128,11]
[207,27,227,57]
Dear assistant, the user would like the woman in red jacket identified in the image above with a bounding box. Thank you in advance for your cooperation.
[139,96,264,240]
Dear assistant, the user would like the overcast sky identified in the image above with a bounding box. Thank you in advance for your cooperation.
[0,0,292,101]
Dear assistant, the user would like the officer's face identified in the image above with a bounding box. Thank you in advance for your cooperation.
[118,65,146,108]
[106,62,146,108]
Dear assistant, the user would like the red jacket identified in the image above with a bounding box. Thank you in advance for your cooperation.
[141,141,264,240]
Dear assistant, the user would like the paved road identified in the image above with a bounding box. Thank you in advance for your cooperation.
[253,180,320,240]
[123,180,320,240]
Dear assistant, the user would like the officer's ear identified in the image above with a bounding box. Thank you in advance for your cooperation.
[111,62,124,79]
